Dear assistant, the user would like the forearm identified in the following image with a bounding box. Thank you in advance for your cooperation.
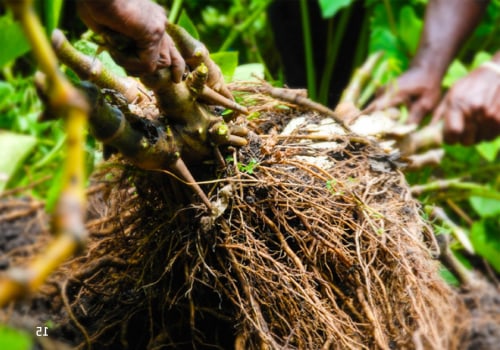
[411,0,489,77]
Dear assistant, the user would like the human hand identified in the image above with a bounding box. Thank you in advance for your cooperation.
[431,62,500,145]
[77,0,185,80]
[365,66,443,124]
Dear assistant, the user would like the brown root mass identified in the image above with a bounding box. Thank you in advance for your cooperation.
[1,88,492,349]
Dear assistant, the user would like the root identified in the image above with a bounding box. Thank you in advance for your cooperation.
[1,85,484,349]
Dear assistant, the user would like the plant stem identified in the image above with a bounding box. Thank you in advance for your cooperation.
[341,51,383,105]
[427,206,474,255]
[248,33,273,81]
[382,0,397,36]
[299,0,316,100]
[168,0,183,24]
[218,0,272,52]
[352,10,370,70]
[412,179,500,200]
[318,6,353,105]
[44,0,63,35]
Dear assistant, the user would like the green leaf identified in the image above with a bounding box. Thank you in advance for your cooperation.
[0,131,37,192]
[470,196,500,218]
[439,266,459,287]
[210,52,238,82]
[470,219,500,273]
[44,0,64,35]
[0,325,32,350]
[475,136,500,162]
[238,158,259,174]
[369,27,405,64]
[318,0,353,19]
[398,6,422,55]
[0,80,15,110]
[178,10,199,40]
[470,51,492,69]
[442,60,468,88]
[232,63,264,82]
[0,15,31,68]
[45,165,64,212]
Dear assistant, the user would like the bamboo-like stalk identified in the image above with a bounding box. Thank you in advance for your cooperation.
[412,179,500,200]
[167,0,184,23]
[0,0,89,306]
[299,0,316,100]
[318,7,353,105]
[427,206,475,256]
[340,51,384,106]
[218,0,272,53]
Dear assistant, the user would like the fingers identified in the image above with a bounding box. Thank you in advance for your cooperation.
[158,35,185,83]
[438,99,478,146]
[443,106,466,144]
[364,83,406,114]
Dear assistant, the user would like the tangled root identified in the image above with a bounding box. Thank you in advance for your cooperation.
[1,89,473,349]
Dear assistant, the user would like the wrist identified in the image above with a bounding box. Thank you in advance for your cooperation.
[410,47,453,81]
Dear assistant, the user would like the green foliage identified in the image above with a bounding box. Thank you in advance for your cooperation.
[442,60,469,88]
[233,63,265,81]
[238,158,259,174]
[210,51,238,82]
[318,0,353,19]
[177,9,199,39]
[0,131,37,192]
[413,138,500,275]
[470,219,500,273]
[0,325,32,350]
[0,70,69,198]
[470,197,500,218]
[44,0,64,35]
[367,0,426,85]
[398,6,422,55]
[476,136,500,162]
[0,14,31,68]
[442,51,493,88]
[360,0,500,281]
[178,0,276,80]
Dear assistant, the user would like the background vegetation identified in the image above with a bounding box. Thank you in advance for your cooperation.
[0,0,499,346]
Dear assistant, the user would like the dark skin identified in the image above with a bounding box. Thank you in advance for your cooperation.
[367,0,500,145]
[77,0,185,81]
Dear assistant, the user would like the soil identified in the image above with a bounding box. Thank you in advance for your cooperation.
[1,91,500,350]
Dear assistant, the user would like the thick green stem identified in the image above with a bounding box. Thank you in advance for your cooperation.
[168,0,183,23]
[412,179,500,200]
[352,11,370,71]
[341,51,384,105]
[318,7,353,105]
[299,0,316,100]
[218,0,272,52]
[44,0,63,35]
[382,0,397,36]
